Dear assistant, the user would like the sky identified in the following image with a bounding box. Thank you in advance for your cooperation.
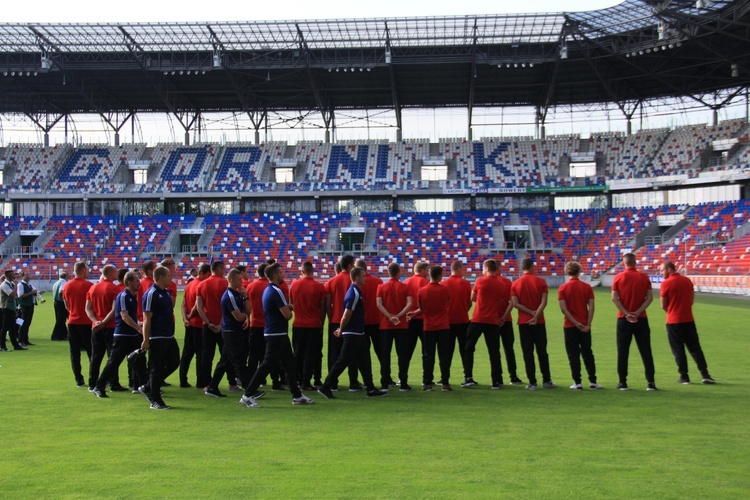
[3,0,622,23]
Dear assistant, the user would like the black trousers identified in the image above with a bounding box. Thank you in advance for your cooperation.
[667,322,709,379]
[1,308,22,349]
[519,323,551,386]
[90,327,117,389]
[378,329,400,386]
[202,326,236,389]
[395,327,420,385]
[293,326,322,386]
[616,317,655,384]
[365,324,384,376]
[210,330,252,389]
[450,323,469,380]
[147,337,180,403]
[323,334,375,391]
[51,301,69,340]
[248,326,281,386]
[18,305,34,344]
[464,322,503,385]
[245,335,301,398]
[563,327,597,384]
[422,329,455,385]
[499,322,519,379]
[96,335,146,391]
[179,325,204,387]
[327,322,358,387]
[68,323,92,385]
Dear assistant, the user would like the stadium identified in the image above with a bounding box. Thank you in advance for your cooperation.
[1,0,749,497]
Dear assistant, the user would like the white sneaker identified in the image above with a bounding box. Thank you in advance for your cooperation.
[570,383,583,390]
[525,384,537,391]
[589,383,602,389]
[292,394,314,405]
[239,395,260,408]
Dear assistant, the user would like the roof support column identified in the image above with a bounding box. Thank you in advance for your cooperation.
[468,20,478,143]
[248,110,267,145]
[24,112,64,147]
[322,109,334,144]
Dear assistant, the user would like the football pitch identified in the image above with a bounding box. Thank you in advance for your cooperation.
[1,288,748,498]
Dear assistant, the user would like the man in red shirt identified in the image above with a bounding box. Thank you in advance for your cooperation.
[404,262,429,356]
[376,263,413,391]
[160,257,178,305]
[658,261,715,385]
[612,253,656,391]
[558,261,600,390]
[325,255,360,391]
[179,263,210,388]
[493,260,523,385]
[511,258,555,390]
[62,261,94,388]
[136,260,156,321]
[407,265,452,391]
[85,265,123,391]
[355,259,384,378]
[196,261,237,393]
[462,259,505,389]
[441,260,472,384]
[246,262,282,389]
[290,261,326,391]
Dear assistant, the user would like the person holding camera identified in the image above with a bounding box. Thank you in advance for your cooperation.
[16,270,40,346]
[0,271,25,351]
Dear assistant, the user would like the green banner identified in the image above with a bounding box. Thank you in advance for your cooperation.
[526,185,608,193]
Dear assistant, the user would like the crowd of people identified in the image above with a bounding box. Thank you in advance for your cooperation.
[0,253,716,410]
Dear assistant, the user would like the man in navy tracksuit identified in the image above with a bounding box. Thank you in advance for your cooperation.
[318,267,387,399]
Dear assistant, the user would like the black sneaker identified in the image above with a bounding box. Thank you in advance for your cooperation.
[702,376,716,384]
[616,382,629,391]
[180,382,192,388]
[92,387,108,398]
[677,377,691,384]
[367,388,388,397]
[460,378,477,388]
[510,377,524,385]
[76,380,86,388]
[317,387,336,399]
[491,383,503,390]
[204,387,227,398]
[271,384,287,391]
[0,347,7,352]
[348,382,364,392]
[399,384,412,392]
[14,346,28,351]
[25,342,35,346]
[150,401,171,410]
[647,383,658,391]
[109,385,128,392]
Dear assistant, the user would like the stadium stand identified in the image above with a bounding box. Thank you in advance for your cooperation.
[138,144,217,193]
[51,144,143,193]
[208,142,286,192]
[1,144,71,193]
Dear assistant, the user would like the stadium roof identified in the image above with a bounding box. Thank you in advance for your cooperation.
[0,0,748,128]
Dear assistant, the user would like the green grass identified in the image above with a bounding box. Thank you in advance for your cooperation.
[1,288,748,498]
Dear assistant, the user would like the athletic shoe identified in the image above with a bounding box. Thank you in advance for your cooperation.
[92,387,108,398]
[616,382,629,391]
[441,384,453,392]
[422,384,434,392]
[330,385,339,392]
[510,377,524,385]
[314,380,323,387]
[399,384,413,392]
[179,382,192,388]
[204,387,227,398]
[76,380,86,388]
[14,346,28,351]
[299,385,315,391]
[109,385,128,392]
[137,385,154,404]
[491,383,503,390]
[348,383,363,392]
[317,387,336,399]
[702,376,716,384]
[271,384,287,391]
[0,347,7,352]
[366,389,388,397]
[380,385,390,392]
[25,342,35,346]
[292,394,314,405]
[239,395,260,408]
[88,387,95,393]
[647,383,658,391]
[525,384,537,391]
[542,381,557,389]
[570,384,583,390]
[388,381,399,387]
[589,383,603,389]
[460,378,477,388]
[132,389,140,394]
[162,382,172,387]
[249,390,266,399]
[149,401,171,410]
[227,385,242,392]
[677,377,691,384]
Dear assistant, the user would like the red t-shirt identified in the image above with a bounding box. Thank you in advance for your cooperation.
[327,271,352,324]
[404,274,429,319]
[660,273,694,324]
[63,277,94,325]
[511,272,549,325]
[611,268,652,319]
[136,276,154,321]
[183,276,205,328]
[290,277,326,328]
[442,275,472,324]
[495,274,514,323]
[418,282,450,331]
[377,278,411,330]
[196,274,228,325]
[86,279,120,329]
[361,273,384,326]
[557,277,594,328]
[471,275,503,324]
[247,278,269,328]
